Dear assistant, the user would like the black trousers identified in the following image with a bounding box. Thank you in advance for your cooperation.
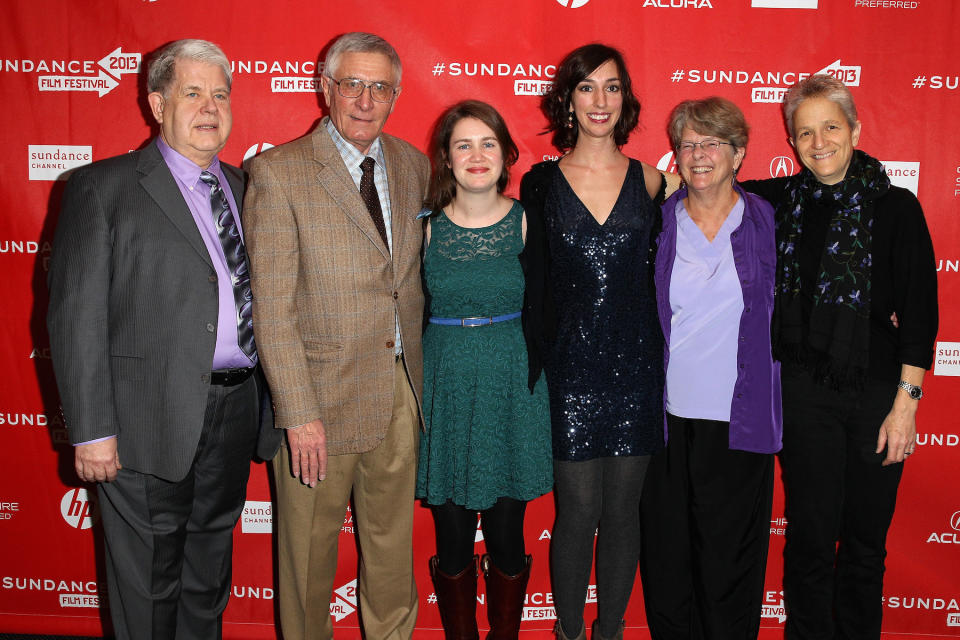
[780,366,903,640]
[641,414,774,640]
[97,376,259,640]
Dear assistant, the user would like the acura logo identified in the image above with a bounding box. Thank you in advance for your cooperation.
[951,511,960,531]
[770,156,795,178]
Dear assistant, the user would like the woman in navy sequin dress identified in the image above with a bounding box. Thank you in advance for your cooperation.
[520,44,672,640]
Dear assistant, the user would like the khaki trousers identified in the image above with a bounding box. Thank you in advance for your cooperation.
[275,358,420,640]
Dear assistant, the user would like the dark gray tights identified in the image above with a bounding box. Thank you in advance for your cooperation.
[551,455,651,638]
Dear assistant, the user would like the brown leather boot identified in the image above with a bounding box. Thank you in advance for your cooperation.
[430,555,480,640]
[481,553,531,640]
[591,619,624,640]
[555,620,586,640]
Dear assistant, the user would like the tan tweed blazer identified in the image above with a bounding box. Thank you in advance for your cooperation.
[244,118,429,455]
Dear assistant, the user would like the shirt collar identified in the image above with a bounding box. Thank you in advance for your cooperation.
[156,137,222,189]
[323,117,385,172]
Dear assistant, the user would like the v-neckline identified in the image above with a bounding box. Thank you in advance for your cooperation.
[557,159,633,227]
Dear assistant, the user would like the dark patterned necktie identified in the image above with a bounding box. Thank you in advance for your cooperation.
[199,171,257,362]
[359,157,389,248]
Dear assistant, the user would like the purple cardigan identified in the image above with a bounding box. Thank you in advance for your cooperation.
[655,184,782,454]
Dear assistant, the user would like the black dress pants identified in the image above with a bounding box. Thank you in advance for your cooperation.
[780,365,903,640]
[97,376,259,640]
[641,414,774,640]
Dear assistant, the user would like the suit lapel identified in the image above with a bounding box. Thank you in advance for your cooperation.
[312,126,391,260]
[137,142,214,268]
[222,163,245,208]
[382,135,408,265]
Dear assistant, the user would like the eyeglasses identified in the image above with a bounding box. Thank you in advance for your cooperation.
[327,77,397,103]
[677,140,733,155]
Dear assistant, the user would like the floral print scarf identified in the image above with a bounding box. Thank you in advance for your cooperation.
[773,149,890,389]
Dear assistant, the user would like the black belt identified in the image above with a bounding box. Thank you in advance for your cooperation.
[210,367,255,386]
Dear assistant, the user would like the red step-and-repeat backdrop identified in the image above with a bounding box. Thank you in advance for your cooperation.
[1,0,957,637]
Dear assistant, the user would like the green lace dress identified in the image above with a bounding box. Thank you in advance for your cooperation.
[416,201,552,511]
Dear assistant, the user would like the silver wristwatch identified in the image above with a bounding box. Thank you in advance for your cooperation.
[897,380,923,400]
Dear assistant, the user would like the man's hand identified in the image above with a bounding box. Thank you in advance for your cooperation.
[287,419,327,487]
[75,438,121,483]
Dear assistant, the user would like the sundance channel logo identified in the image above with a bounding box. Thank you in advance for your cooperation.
[28,145,93,181]
[240,500,272,534]
[934,342,960,376]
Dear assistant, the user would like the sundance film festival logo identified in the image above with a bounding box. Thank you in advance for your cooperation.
[885,594,960,618]
[668,59,860,105]
[2,577,102,609]
[227,59,322,93]
[762,591,787,623]
[330,579,357,622]
[18,47,142,97]
[521,591,557,621]
[430,60,556,97]
[752,59,860,103]
[61,488,98,530]
[28,145,92,181]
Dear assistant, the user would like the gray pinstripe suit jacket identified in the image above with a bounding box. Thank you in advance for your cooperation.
[47,140,282,482]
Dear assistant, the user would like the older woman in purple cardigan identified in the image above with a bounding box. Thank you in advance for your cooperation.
[640,97,782,640]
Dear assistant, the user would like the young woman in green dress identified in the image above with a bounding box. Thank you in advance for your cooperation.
[416,100,552,639]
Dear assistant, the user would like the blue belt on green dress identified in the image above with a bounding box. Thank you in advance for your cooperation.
[427,311,522,327]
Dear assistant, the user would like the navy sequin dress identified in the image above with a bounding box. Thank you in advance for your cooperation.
[543,159,664,461]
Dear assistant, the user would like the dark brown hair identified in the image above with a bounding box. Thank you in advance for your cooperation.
[541,43,641,152]
[426,100,519,211]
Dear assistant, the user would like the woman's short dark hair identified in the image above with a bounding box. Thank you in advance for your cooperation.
[540,43,641,152]
[426,100,519,211]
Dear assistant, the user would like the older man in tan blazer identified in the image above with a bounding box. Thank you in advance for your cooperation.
[244,32,429,640]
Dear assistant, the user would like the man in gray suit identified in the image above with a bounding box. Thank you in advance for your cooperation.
[47,39,281,640]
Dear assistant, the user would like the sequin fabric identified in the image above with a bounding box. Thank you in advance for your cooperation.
[544,159,664,461]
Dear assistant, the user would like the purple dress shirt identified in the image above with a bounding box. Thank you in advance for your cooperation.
[666,197,744,422]
[158,138,254,371]
[655,184,782,454]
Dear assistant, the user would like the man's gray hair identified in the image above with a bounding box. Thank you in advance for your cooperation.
[324,32,402,85]
[147,39,232,96]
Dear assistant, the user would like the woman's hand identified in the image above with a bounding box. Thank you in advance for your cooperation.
[876,403,916,466]
[876,364,925,465]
